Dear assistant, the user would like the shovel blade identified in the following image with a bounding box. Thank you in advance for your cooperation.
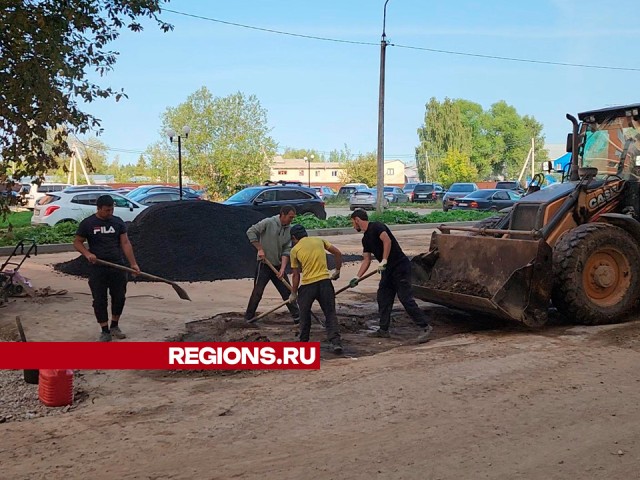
[170,283,191,301]
[411,232,553,326]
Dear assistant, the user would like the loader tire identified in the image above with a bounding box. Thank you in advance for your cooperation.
[552,223,640,325]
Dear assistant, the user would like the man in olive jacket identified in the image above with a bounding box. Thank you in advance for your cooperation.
[245,205,300,323]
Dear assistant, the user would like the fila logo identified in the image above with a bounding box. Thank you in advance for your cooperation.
[93,226,116,234]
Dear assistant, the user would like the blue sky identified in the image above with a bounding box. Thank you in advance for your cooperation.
[84,0,639,165]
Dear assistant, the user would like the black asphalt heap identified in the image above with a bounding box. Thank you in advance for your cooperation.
[55,202,361,282]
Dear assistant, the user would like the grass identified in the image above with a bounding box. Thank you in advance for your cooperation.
[0,211,32,228]
[0,210,78,247]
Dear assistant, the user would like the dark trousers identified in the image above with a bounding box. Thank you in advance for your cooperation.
[245,262,300,321]
[378,257,429,331]
[297,279,341,344]
[88,266,128,324]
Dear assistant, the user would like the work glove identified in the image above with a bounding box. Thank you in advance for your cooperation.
[288,291,298,303]
[377,259,388,274]
[348,277,359,288]
[330,269,340,281]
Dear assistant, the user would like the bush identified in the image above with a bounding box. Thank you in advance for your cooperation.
[293,209,491,230]
[0,221,77,247]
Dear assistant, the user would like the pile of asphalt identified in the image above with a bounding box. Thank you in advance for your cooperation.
[54,202,361,282]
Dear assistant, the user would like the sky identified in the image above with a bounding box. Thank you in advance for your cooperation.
[82,0,640,165]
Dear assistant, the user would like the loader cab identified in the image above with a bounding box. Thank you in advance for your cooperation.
[576,105,640,180]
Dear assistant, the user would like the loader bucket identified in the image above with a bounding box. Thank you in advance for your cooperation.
[411,232,553,327]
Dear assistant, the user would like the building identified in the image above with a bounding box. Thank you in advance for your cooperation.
[269,156,406,189]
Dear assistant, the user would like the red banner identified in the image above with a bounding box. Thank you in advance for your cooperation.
[0,342,320,370]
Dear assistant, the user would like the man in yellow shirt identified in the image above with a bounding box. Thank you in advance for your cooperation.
[289,224,343,354]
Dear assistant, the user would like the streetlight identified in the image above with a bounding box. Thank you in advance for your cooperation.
[376,0,391,214]
[166,125,191,200]
[304,154,315,187]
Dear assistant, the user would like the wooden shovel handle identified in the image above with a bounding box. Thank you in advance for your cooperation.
[335,269,378,296]
[94,259,167,283]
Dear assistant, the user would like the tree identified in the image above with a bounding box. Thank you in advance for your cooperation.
[340,152,377,186]
[415,97,548,181]
[282,148,325,162]
[0,1,172,192]
[452,99,493,178]
[328,144,353,163]
[160,87,277,200]
[415,97,472,181]
[145,142,175,183]
[434,150,478,188]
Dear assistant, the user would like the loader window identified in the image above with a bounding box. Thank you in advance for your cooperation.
[580,118,640,178]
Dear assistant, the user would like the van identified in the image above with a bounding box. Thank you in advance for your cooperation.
[24,183,72,209]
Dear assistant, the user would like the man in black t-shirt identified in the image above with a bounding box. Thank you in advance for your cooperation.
[74,195,140,342]
[349,209,432,343]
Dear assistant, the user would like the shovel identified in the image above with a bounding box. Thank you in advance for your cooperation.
[261,257,325,327]
[247,269,378,323]
[16,316,39,384]
[94,259,191,301]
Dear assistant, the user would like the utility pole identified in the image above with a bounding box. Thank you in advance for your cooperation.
[376,0,390,214]
[531,137,535,183]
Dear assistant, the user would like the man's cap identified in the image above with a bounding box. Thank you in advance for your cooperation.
[290,224,308,238]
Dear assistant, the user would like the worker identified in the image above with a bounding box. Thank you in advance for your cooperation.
[73,195,140,342]
[288,224,343,354]
[245,205,300,323]
[349,209,433,343]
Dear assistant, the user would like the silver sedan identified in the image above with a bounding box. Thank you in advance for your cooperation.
[349,189,389,211]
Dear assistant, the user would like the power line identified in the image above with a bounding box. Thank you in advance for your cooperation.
[162,8,377,47]
[161,8,640,72]
[392,43,640,72]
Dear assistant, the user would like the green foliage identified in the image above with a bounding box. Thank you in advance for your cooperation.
[154,87,277,200]
[293,210,492,230]
[0,1,172,188]
[434,150,479,188]
[415,97,472,181]
[282,148,325,162]
[415,98,548,181]
[341,151,377,186]
[328,144,353,163]
[0,211,32,228]
[0,220,77,247]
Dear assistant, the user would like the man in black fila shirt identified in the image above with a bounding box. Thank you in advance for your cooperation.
[349,209,432,343]
[74,195,140,342]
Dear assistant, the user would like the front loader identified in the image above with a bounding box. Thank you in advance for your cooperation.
[412,104,640,326]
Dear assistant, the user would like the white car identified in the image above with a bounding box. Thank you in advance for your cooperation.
[23,183,72,210]
[31,190,147,226]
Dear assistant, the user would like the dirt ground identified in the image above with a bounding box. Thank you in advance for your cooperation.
[2,228,640,479]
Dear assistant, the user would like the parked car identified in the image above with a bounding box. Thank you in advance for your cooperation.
[452,189,521,212]
[23,183,72,209]
[349,189,389,211]
[31,190,147,226]
[136,191,202,205]
[495,180,525,195]
[442,182,479,211]
[126,185,205,202]
[223,185,326,219]
[63,185,115,193]
[403,183,418,202]
[313,186,336,200]
[337,183,369,199]
[383,186,410,203]
[412,183,444,203]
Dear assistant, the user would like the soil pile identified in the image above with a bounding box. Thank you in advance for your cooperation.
[54,202,361,282]
[55,202,266,282]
